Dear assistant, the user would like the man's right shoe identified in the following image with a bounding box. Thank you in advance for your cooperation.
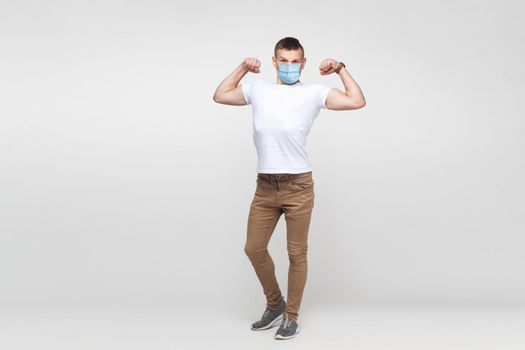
[250,299,286,331]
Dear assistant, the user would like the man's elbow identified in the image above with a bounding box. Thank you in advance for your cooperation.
[212,94,222,104]
[346,99,366,110]
[356,100,366,109]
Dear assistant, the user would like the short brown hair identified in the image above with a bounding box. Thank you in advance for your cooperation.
[274,37,304,58]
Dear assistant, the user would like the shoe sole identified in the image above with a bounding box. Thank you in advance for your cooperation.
[250,313,284,331]
[275,325,300,340]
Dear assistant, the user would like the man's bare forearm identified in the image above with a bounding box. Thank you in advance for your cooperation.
[213,63,249,99]
[212,58,260,104]
[337,67,366,106]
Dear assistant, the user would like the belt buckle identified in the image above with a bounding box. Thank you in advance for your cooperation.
[276,174,288,181]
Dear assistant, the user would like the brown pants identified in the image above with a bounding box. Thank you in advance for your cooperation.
[244,171,315,322]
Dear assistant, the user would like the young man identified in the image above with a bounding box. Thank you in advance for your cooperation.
[212,37,365,340]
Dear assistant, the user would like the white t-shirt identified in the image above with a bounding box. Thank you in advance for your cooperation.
[242,79,332,174]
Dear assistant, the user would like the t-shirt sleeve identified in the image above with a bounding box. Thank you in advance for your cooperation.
[317,85,332,109]
[241,80,256,105]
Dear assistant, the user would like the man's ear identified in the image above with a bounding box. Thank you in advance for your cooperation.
[301,57,307,70]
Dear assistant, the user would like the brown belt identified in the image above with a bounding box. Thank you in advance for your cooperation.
[257,171,312,182]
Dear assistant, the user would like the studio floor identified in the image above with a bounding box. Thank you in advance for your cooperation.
[1,302,524,349]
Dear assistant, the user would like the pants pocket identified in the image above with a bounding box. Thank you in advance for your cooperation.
[290,178,314,190]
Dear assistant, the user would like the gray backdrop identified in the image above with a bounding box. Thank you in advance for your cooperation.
[1,0,524,308]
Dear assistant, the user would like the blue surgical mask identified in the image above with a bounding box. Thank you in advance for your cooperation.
[278,63,301,84]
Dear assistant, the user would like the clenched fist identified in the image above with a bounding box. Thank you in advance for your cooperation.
[319,58,340,75]
[243,57,261,73]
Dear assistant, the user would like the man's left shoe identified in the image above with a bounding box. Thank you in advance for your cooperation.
[274,314,300,340]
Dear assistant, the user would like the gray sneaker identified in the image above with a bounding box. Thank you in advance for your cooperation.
[274,314,300,340]
[250,299,286,330]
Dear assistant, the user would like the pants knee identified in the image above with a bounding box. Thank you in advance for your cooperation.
[244,245,266,259]
[288,246,308,268]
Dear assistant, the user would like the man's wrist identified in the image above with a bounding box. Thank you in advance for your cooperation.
[335,61,346,74]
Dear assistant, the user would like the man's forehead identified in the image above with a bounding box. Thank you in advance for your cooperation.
[276,52,304,60]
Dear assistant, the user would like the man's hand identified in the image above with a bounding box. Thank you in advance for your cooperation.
[243,57,261,73]
[319,58,340,75]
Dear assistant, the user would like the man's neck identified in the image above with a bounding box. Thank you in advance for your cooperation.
[276,80,302,85]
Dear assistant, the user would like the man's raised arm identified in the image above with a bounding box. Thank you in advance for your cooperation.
[212,58,261,106]
[320,58,366,111]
